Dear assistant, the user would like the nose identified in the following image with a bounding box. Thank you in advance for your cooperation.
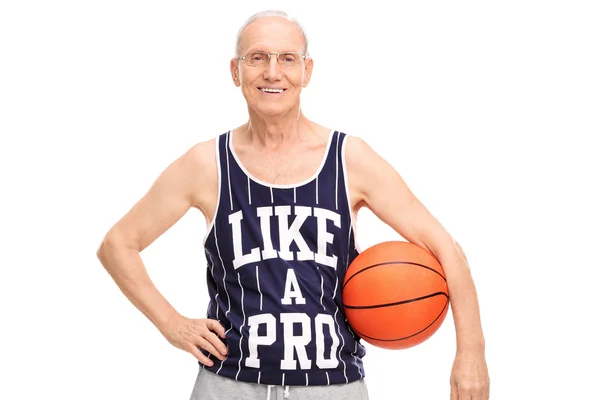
[263,55,283,81]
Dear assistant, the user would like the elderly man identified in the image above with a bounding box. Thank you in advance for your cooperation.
[97,10,489,400]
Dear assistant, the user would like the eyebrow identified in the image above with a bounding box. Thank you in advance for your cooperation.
[245,49,300,54]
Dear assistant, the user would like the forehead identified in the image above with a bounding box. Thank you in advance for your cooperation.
[239,16,305,53]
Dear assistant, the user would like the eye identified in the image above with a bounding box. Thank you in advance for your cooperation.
[250,52,268,63]
[281,53,299,64]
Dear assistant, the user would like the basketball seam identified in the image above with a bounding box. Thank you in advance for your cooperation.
[350,298,450,342]
[342,261,447,291]
[343,291,448,309]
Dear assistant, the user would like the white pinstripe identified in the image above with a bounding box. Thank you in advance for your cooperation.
[206,252,219,319]
[334,307,349,383]
[318,266,325,310]
[247,176,251,205]
[315,175,319,204]
[225,131,233,211]
[214,222,231,376]
[255,265,263,311]
[335,132,340,210]
[235,273,246,380]
[353,341,363,378]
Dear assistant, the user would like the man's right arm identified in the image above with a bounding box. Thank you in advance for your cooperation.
[96,139,217,335]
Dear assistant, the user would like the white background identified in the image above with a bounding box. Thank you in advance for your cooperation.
[1,1,599,399]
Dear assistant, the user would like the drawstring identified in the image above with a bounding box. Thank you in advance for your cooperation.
[266,384,290,399]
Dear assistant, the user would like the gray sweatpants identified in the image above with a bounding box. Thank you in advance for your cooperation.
[189,367,369,400]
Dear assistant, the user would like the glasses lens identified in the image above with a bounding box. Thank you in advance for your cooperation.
[247,52,269,65]
[278,53,300,65]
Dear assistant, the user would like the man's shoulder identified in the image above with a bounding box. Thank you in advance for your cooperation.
[187,129,233,157]
[188,137,216,158]
[341,134,391,177]
[179,133,223,172]
[341,134,371,159]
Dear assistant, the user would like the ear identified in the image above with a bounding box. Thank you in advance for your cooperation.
[302,58,314,88]
[230,58,241,87]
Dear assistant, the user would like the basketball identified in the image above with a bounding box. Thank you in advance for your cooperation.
[342,241,450,350]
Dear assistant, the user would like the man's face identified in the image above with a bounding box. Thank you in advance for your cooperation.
[231,17,313,118]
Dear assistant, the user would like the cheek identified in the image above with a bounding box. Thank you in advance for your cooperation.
[288,72,305,88]
[239,75,258,94]
[239,68,257,85]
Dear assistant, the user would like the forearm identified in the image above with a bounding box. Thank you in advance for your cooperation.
[435,244,485,352]
[97,236,180,334]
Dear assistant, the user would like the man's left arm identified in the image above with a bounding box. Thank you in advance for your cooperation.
[345,136,490,400]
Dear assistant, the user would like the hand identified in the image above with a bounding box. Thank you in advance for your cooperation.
[160,314,228,367]
[450,349,490,399]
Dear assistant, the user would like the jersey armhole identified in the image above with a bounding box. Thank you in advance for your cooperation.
[341,134,362,253]
[203,136,222,246]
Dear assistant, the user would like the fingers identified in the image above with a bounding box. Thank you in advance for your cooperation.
[198,335,228,360]
[205,320,228,355]
[183,319,228,367]
[187,343,215,367]
[453,382,490,400]
[166,317,229,367]
[473,381,490,400]
[450,380,459,400]
[186,334,227,367]
[208,319,227,339]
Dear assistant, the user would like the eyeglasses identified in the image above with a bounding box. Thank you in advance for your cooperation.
[236,51,308,67]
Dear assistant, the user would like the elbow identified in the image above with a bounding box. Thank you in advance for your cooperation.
[425,234,469,270]
[96,238,109,263]
[96,234,114,267]
[452,238,468,263]
[96,231,129,267]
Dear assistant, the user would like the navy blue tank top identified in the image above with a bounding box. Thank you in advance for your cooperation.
[202,129,366,386]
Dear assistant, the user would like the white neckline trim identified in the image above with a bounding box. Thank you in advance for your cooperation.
[227,129,335,189]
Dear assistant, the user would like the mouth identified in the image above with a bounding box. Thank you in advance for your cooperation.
[258,87,286,95]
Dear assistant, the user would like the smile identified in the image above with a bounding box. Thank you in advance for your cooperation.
[259,87,286,94]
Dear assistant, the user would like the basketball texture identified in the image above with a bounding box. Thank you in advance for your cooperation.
[342,241,449,350]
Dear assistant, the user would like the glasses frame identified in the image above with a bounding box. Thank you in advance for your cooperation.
[236,51,309,67]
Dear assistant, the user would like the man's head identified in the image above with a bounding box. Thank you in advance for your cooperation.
[234,10,309,57]
[230,10,313,118]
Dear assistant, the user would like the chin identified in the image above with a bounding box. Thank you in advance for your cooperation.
[254,103,293,117]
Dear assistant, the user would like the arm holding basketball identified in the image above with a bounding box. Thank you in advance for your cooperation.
[345,136,489,400]
[96,140,228,366]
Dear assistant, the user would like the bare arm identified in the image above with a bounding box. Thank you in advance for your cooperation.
[96,140,217,334]
[345,136,485,351]
[346,135,489,398]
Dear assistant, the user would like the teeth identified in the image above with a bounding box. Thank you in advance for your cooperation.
[261,88,284,93]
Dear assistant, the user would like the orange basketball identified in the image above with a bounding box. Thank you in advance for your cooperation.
[342,241,449,350]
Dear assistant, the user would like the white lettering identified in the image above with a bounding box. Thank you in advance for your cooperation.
[230,210,261,269]
[313,208,341,269]
[229,207,341,270]
[244,313,340,371]
[280,313,312,370]
[281,269,306,305]
[276,206,314,261]
[315,314,340,368]
[245,314,276,368]
[257,206,278,260]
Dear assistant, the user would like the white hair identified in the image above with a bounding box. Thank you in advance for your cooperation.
[234,10,309,57]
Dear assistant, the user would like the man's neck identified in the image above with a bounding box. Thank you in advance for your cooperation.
[245,109,313,149]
